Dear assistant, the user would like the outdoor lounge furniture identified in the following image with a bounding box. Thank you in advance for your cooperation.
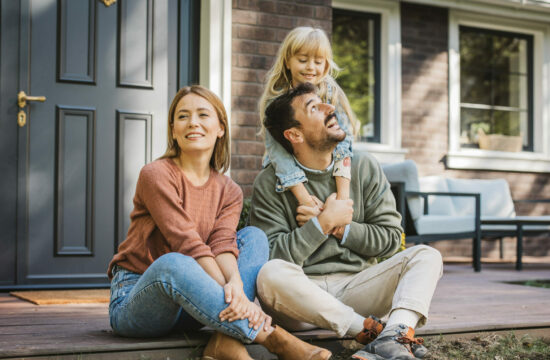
[382,160,550,271]
[382,160,482,271]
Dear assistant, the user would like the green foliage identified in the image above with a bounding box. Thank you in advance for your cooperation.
[332,12,376,138]
[459,28,529,142]
[238,197,251,231]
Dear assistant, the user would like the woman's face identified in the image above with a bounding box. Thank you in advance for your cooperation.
[287,51,327,87]
[172,93,224,156]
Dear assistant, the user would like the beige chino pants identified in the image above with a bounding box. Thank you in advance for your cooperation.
[256,245,443,337]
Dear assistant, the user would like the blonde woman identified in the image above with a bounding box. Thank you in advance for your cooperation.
[107,85,331,360]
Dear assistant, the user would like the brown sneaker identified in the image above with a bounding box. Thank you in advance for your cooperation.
[355,315,384,345]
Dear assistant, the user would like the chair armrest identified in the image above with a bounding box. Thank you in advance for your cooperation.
[405,191,481,219]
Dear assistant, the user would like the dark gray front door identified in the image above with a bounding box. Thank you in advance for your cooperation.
[2,0,184,287]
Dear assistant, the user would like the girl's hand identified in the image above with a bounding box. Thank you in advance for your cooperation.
[296,195,324,226]
[219,280,249,322]
[331,226,346,240]
[296,204,322,226]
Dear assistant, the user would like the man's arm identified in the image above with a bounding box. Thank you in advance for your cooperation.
[249,171,329,266]
[341,160,403,259]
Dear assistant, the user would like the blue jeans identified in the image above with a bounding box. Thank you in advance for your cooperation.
[109,226,268,343]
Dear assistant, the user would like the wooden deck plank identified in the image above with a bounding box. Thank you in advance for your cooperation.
[1,261,549,358]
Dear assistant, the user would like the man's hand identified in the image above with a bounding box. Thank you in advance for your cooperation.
[317,193,353,234]
[296,195,324,226]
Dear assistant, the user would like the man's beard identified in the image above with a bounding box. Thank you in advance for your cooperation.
[304,114,346,152]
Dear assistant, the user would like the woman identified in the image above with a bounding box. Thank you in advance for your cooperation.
[107,85,331,360]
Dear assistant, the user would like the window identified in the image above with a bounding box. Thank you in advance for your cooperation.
[448,9,550,173]
[332,9,381,143]
[459,26,533,152]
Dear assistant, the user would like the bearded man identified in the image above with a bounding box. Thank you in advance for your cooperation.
[250,82,443,360]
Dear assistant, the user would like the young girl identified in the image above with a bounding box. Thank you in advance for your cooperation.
[259,26,358,216]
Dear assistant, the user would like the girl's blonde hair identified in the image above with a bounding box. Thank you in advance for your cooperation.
[259,26,357,136]
[160,85,230,173]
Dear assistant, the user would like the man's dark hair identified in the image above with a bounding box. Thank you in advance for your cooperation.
[264,82,316,154]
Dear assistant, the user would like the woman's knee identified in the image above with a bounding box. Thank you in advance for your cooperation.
[237,226,269,253]
[150,252,197,276]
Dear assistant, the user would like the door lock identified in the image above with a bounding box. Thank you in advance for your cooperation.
[17,91,46,127]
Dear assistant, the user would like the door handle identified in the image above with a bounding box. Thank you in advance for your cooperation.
[17,91,46,127]
[18,91,46,108]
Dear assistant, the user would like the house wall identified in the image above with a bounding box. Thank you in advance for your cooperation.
[230,0,550,259]
[400,2,550,259]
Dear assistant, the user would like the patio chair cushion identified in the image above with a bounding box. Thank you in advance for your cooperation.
[415,215,476,235]
[419,176,456,216]
[446,178,516,218]
[381,160,422,222]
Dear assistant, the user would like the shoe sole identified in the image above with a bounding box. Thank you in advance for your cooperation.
[351,350,386,360]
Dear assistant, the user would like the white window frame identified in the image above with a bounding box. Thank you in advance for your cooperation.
[447,9,550,173]
[333,0,406,164]
[199,0,232,172]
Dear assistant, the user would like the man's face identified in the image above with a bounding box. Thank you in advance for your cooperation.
[291,92,346,151]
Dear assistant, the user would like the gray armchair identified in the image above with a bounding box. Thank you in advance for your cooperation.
[382,160,482,271]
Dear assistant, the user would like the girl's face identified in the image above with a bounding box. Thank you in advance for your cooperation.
[287,51,327,87]
[172,93,224,156]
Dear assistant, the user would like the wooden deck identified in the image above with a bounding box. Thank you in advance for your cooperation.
[1,259,550,359]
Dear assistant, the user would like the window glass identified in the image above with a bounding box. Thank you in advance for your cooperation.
[333,10,380,142]
[459,26,532,151]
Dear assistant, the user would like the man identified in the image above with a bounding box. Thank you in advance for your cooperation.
[250,83,443,360]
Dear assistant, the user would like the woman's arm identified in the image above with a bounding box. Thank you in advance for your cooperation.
[196,256,226,286]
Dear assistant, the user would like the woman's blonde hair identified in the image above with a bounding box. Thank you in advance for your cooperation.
[160,85,230,173]
[259,26,357,136]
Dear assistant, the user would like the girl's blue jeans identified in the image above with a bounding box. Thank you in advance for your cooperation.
[108,226,268,343]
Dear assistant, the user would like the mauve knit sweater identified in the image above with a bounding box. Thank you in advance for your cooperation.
[108,158,242,279]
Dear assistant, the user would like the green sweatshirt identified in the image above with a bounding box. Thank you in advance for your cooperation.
[249,152,403,275]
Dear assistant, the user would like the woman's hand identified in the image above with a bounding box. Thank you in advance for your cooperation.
[218,280,273,331]
[245,302,273,331]
[219,280,249,322]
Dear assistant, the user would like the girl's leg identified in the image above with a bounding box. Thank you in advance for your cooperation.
[235,226,269,301]
[109,253,259,342]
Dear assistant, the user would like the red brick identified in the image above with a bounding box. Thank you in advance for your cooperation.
[257,13,294,28]
[233,39,259,54]
[236,0,260,11]
[237,24,277,41]
[314,6,331,20]
[237,54,270,69]
[232,68,260,82]
[232,111,260,126]
[233,9,258,25]
[232,97,258,112]
[232,168,261,184]
[258,42,279,56]
[236,140,265,155]
[232,82,264,97]
[231,125,260,140]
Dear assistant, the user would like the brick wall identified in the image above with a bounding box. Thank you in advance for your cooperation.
[400,2,550,258]
[231,0,332,197]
